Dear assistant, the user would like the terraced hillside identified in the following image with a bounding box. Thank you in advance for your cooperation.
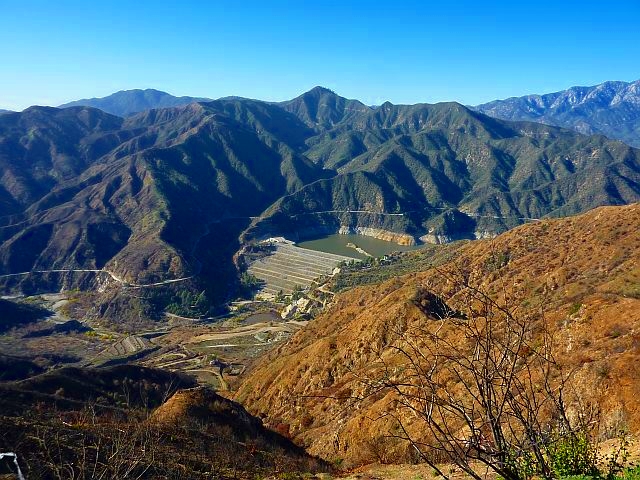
[247,243,355,295]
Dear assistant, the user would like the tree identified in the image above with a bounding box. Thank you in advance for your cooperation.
[358,261,618,480]
[239,272,262,297]
[274,290,285,303]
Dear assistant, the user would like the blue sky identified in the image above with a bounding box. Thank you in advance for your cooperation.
[1,0,639,110]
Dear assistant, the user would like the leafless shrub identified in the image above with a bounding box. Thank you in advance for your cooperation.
[355,258,603,480]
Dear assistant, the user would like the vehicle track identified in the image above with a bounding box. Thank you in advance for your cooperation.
[0,269,192,288]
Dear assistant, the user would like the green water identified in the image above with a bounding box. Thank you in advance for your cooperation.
[297,234,419,260]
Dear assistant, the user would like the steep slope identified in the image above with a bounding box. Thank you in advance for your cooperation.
[0,100,328,323]
[247,101,640,243]
[59,88,212,117]
[279,86,372,130]
[475,79,640,147]
[0,366,328,479]
[153,386,304,454]
[236,203,640,465]
[0,106,124,214]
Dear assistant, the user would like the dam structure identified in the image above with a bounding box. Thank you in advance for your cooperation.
[247,241,356,296]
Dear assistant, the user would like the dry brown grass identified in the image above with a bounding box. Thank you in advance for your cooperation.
[235,204,640,467]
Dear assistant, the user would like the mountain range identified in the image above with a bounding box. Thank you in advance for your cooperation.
[1,86,639,322]
[247,87,640,245]
[58,88,212,117]
[6,77,640,146]
[475,79,640,147]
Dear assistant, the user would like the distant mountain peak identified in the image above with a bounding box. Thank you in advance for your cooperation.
[305,85,336,95]
[474,78,640,146]
[281,87,371,129]
[59,89,212,117]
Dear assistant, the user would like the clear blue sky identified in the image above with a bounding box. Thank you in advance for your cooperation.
[1,0,639,110]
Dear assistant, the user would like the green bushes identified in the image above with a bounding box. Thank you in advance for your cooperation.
[618,466,640,480]
[166,289,209,317]
[548,433,600,478]
[509,432,632,480]
[238,272,262,297]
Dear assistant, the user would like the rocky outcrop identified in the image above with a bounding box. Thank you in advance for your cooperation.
[255,222,418,247]
[339,226,416,245]
[419,229,495,244]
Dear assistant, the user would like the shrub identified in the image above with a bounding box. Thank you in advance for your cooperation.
[548,433,599,478]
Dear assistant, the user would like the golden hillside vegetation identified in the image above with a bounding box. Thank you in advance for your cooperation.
[236,204,640,466]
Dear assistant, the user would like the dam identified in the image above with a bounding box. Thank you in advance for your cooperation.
[247,242,355,296]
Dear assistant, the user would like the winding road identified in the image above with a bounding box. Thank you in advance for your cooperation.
[0,268,192,289]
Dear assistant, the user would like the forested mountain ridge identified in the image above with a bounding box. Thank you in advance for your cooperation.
[1,87,639,323]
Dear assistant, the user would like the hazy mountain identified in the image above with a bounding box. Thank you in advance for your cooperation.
[474,79,640,147]
[0,109,12,115]
[1,87,639,323]
[59,88,212,117]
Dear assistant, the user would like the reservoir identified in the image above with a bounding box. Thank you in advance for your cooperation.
[297,233,419,259]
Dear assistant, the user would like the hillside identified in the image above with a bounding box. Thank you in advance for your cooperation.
[0,364,196,413]
[59,88,212,116]
[236,203,640,466]
[1,87,640,324]
[0,353,44,381]
[0,365,328,479]
[247,95,640,243]
[475,79,640,147]
[0,100,328,324]
[0,298,50,333]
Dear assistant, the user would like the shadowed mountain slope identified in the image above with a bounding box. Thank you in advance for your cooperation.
[0,365,329,479]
